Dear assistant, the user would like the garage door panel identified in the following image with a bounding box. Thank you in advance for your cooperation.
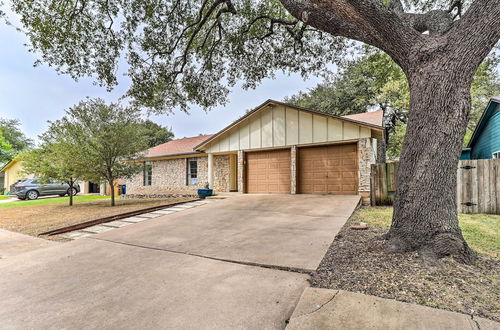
[342,185,357,193]
[327,171,342,178]
[327,185,342,192]
[311,184,327,192]
[327,160,342,166]
[341,172,356,179]
[342,144,357,152]
[246,149,291,194]
[326,152,343,159]
[299,144,358,195]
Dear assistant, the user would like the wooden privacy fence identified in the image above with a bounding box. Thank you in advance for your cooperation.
[371,159,500,214]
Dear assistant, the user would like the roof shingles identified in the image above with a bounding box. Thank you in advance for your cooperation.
[342,110,384,127]
[144,134,213,158]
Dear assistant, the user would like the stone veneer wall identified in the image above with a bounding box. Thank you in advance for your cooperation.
[358,138,377,205]
[212,155,231,192]
[125,156,208,194]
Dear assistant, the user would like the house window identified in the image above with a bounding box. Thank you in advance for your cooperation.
[187,158,198,185]
[143,161,152,186]
[493,151,500,159]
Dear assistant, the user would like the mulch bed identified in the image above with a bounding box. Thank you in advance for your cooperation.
[311,217,500,322]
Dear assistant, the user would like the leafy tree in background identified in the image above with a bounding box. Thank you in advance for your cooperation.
[283,48,408,145]
[468,58,500,133]
[141,120,175,148]
[0,131,14,165]
[11,0,500,261]
[51,99,148,207]
[0,118,33,159]
[22,140,83,206]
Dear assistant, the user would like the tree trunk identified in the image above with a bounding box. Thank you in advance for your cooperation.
[386,63,476,262]
[109,179,115,207]
[69,178,73,207]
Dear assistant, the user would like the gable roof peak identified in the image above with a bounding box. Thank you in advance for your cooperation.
[194,99,384,151]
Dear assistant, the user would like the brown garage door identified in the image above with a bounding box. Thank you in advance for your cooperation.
[298,144,358,195]
[246,149,291,194]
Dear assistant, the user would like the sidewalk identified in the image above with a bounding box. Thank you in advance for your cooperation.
[286,288,499,330]
[0,229,57,260]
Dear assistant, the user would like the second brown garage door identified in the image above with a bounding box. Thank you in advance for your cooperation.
[298,144,358,195]
[246,149,291,193]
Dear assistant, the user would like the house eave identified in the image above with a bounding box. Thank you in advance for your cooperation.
[194,99,384,151]
[467,97,499,148]
[0,159,17,173]
[136,151,207,162]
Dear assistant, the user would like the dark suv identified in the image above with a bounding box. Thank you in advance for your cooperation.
[12,179,80,200]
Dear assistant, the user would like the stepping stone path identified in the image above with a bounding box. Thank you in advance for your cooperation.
[59,200,212,240]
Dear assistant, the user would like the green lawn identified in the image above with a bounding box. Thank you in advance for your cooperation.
[0,196,12,200]
[354,207,500,258]
[0,195,109,208]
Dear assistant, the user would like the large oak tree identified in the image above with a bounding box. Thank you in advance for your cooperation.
[10,0,500,261]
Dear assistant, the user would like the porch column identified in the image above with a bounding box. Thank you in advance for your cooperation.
[237,150,245,193]
[358,137,377,205]
[208,153,214,189]
[291,146,297,194]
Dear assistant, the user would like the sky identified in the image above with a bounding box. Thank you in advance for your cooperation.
[0,10,326,143]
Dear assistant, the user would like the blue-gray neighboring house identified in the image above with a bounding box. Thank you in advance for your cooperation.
[461,96,500,160]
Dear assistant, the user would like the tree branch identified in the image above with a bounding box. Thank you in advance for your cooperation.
[400,10,454,35]
[279,0,422,70]
[446,0,500,71]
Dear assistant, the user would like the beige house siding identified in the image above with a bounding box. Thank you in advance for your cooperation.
[203,105,375,153]
[3,160,33,191]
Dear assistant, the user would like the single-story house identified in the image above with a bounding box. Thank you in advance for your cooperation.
[0,159,32,192]
[0,158,104,195]
[461,96,500,160]
[126,100,385,204]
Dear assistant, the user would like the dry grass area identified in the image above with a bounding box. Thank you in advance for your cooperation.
[312,207,500,322]
[0,196,197,238]
[129,188,197,195]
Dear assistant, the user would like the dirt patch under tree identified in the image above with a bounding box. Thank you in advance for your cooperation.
[311,210,500,322]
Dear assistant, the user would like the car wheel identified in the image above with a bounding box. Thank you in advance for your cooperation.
[26,190,39,200]
[68,187,78,196]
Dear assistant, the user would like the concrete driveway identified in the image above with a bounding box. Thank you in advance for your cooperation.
[96,194,360,271]
[0,194,359,329]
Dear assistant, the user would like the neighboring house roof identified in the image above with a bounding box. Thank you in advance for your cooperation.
[343,110,384,127]
[143,135,214,159]
[467,96,500,148]
[195,99,384,151]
